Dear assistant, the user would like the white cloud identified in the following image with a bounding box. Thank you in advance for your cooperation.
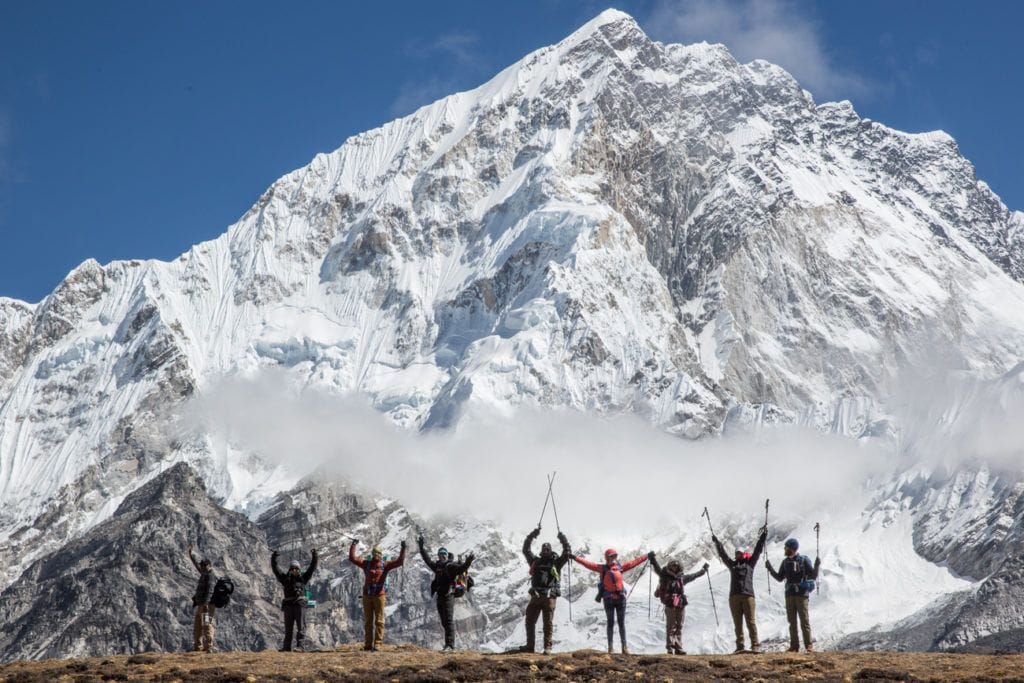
[647,0,870,102]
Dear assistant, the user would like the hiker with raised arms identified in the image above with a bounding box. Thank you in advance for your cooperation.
[712,524,768,653]
[520,525,571,654]
[648,551,709,655]
[271,547,318,652]
[187,544,217,653]
[418,534,475,651]
[572,548,648,654]
[766,537,820,652]
[349,539,406,651]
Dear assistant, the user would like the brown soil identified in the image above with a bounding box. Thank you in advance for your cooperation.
[1,645,1023,682]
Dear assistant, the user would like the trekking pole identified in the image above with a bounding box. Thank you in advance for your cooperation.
[701,506,716,537]
[814,522,821,594]
[705,568,719,627]
[765,499,771,596]
[625,562,648,601]
[647,562,653,621]
[547,472,572,624]
[537,472,556,528]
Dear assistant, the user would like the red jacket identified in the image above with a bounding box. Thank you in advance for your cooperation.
[349,544,406,596]
[573,555,647,599]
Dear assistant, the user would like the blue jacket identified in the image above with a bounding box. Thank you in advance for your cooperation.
[768,554,819,595]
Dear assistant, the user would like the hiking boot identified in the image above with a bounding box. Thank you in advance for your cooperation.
[607,645,614,654]
[518,645,535,653]
[674,649,687,655]
[293,646,305,653]
[278,648,291,652]
[542,648,551,655]
[805,645,815,653]
[621,646,630,655]
[750,646,762,654]
[733,647,746,654]
[787,646,800,653]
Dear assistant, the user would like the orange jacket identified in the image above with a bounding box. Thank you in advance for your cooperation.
[573,555,647,599]
[349,544,406,596]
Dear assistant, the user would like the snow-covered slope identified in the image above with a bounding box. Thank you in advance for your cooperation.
[1,9,1022,654]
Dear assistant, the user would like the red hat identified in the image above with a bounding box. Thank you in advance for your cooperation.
[742,552,752,561]
[604,548,618,559]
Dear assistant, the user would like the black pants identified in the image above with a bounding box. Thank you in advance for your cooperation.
[282,602,304,650]
[437,594,456,648]
[603,597,626,648]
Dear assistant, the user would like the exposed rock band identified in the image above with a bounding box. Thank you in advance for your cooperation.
[188,527,820,655]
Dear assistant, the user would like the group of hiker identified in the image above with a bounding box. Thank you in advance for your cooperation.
[187,517,821,656]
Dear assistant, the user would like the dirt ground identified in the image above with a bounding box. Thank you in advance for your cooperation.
[1,645,1024,682]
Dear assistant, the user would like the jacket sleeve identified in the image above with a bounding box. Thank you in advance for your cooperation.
[385,544,406,571]
[712,536,732,566]
[621,555,648,572]
[189,549,201,573]
[459,555,475,573]
[302,552,319,583]
[271,554,284,581]
[807,556,819,580]
[749,529,768,565]
[349,543,366,569]
[682,566,707,584]
[555,535,571,569]
[522,533,537,564]
[649,556,665,578]
[419,543,438,571]
[767,560,784,582]
[572,556,603,573]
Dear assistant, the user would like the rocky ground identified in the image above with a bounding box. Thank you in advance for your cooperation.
[1,645,1023,682]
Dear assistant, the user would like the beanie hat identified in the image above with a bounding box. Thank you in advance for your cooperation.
[784,538,799,550]
[604,548,618,559]
[371,545,383,555]
[289,560,301,569]
[437,547,449,557]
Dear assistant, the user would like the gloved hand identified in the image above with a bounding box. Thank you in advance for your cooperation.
[759,525,768,536]
[702,562,710,571]
[350,539,358,546]
[467,553,476,563]
[557,531,567,543]
[400,540,407,549]
[311,548,318,557]
[530,526,541,538]
[711,535,719,544]
[765,560,773,571]
[814,557,821,568]
[271,550,279,558]
[417,535,425,547]
[647,551,655,561]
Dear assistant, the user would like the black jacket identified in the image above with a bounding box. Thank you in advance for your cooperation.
[272,552,319,606]
[650,556,706,586]
[768,554,819,596]
[419,543,474,598]
[713,529,767,597]
[522,530,570,596]
[189,551,216,606]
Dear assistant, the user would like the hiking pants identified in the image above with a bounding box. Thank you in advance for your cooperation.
[192,603,215,652]
[437,594,456,648]
[282,602,304,651]
[785,595,812,649]
[524,596,557,651]
[664,605,684,652]
[728,595,759,650]
[362,593,387,648]
[603,597,627,649]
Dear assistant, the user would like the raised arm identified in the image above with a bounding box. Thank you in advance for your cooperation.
[454,553,476,575]
[572,555,603,573]
[348,542,366,569]
[648,552,665,578]
[418,536,438,571]
[271,550,284,580]
[302,549,319,583]
[188,545,201,572]
[712,535,732,566]
[766,558,783,582]
[808,555,820,580]
[748,528,768,565]
[621,554,648,572]
[522,527,539,564]
[555,531,571,568]
[683,563,709,584]
[385,541,407,571]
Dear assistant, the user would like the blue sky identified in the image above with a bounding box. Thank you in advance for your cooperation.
[1,1,1021,303]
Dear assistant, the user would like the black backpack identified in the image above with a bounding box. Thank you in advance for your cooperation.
[211,577,235,608]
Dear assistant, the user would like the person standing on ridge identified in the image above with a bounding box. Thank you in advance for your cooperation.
[572,548,648,655]
[349,539,406,651]
[712,525,768,653]
[766,537,820,652]
[271,548,319,652]
[417,535,475,650]
[187,544,217,653]
[520,526,571,654]
[648,551,708,655]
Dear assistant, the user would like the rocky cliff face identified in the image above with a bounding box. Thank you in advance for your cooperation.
[1,9,1023,657]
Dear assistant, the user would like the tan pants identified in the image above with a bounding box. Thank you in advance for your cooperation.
[785,595,812,649]
[728,595,758,650]
[664,605,685,652]
[192,604,215,652]
[524,596,557,651]
[362,593,386,648]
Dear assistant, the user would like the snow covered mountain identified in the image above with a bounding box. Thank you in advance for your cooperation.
[1,9,1023,658]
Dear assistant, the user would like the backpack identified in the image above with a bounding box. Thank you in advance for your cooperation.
[787,555,815,596]
[363,555,391,595]
[529,557,561,597]
[211,577,234,608]
[594,562,623,602]
[655,573,687,607]
[452,568,474,598]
